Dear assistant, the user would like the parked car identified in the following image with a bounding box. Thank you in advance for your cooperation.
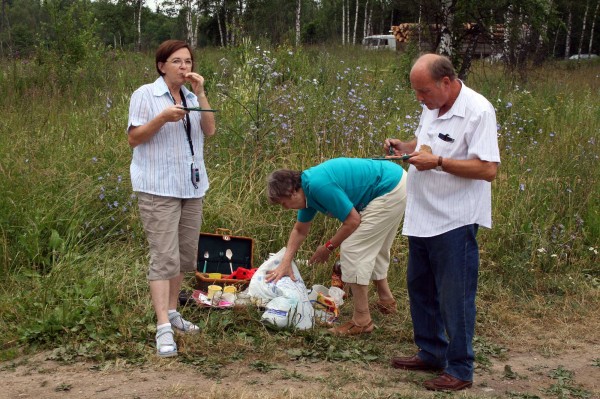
[568,53,598,60]
[362,35,397,51]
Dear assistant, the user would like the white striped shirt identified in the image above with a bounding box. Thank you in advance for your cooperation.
[402,83,501,237]
[127,76,209,198]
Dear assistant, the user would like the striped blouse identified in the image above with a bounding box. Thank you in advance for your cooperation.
[127,76,209,198]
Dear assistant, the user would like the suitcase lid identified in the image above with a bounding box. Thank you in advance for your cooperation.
[197,229,254,275]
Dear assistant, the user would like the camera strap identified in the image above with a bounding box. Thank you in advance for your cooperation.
[170,89,198,189]
[178,89,194,157]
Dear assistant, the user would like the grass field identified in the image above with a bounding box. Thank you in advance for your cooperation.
[0,43,599,397]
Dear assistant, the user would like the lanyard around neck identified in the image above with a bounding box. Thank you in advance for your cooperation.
[171,89,194,157]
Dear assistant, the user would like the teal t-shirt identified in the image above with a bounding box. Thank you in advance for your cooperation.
[297,158,404,223]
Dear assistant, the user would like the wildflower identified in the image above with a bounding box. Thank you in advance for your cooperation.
[506,102,513,108]
[537,248,546,253]
[117,175,122,183]
[92,157,98,163]
[549,132,555,137]
[519,183,525,191]
[113,201,119,207]
[99,193,105,200]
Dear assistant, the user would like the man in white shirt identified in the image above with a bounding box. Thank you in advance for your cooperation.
[385,53,500,391]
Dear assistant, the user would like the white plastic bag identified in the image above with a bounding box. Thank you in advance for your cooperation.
[249,247,314,330]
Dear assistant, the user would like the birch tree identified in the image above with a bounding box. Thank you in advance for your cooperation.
[564,7,572,59]
[184,0,195,48]
[438,0,453,56]
[353,0,359,45]
[576,0,589,60]
[134,0,144,51]
[362,0,368,38]
[342,0,345,44]
[295,0,301,47]
[588,0,599,55]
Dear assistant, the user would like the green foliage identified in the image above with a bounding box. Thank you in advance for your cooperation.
[544,365,593,398]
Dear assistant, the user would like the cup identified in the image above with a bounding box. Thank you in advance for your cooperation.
[208,272,222,280]
[223,285,237,294]
[207,285,222,299]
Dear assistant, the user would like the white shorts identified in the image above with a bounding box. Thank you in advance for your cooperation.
[339,173,407,285]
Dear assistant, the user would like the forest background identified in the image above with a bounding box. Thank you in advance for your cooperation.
[0,0,599,398]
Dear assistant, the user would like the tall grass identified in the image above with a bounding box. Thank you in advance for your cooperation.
[0,44,598,363]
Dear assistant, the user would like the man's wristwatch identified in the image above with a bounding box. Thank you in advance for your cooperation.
[436,156,444,171]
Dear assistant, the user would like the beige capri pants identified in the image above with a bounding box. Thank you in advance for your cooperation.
[137,192,204,281]
[339,173,407,285]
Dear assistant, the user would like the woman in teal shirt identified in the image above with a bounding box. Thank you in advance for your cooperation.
[266,158,407,335]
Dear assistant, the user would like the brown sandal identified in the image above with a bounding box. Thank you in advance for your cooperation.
[375,299,397,315]
[327,320,375,336]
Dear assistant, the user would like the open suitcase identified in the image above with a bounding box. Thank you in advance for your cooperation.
[195,228,254,291]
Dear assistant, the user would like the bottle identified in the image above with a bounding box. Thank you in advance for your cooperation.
[331,254,345,293]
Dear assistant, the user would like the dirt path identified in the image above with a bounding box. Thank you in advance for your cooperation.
[1,343,598,399]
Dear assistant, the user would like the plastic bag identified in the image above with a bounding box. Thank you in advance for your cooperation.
[249,247,314,330]
[307,284,344,325]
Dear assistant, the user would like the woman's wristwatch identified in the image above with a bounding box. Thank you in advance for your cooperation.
[325,240,336,251]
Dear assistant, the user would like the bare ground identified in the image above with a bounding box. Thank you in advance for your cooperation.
[1,341,598,399]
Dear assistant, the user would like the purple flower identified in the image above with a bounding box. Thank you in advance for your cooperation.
[92,157,98,163]
[506,102,513,108]
[519,183,525,191]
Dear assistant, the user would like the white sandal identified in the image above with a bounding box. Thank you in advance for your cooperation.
[169,311,200,334]
[156,326,177,357]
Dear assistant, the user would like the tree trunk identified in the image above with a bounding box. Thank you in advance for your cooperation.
[589,0,600,55]
[418,0,422,52]
[363,0,368,38]
[342,0,345,45]
[564,9,572,59]
[185,0,195,48]
[533,0,552,66]
[346,0,350,44]
[577,0,590,61]
[295,0,301,47]
[353,0,359,45]
[438,0,453,56]
[136,0,143,51]
[216,1,225,47]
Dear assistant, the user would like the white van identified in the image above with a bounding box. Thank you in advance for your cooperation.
[362,35,397,51]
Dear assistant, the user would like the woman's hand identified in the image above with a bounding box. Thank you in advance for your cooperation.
[160,105,189,123]
[185,72,206,96]
[309,245,332,265]
[266,261,295,283]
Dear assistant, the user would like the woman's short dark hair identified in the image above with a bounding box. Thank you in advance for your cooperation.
[267,170,302,203]
[155,40,194,77]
